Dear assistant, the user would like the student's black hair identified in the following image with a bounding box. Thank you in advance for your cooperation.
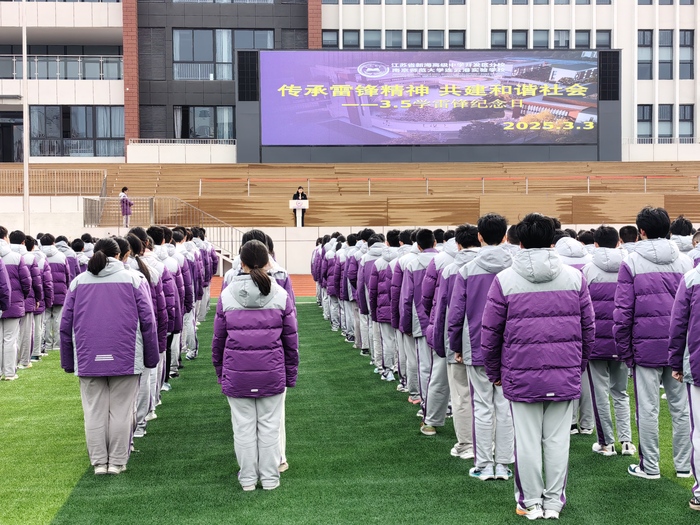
[298,186,304,190]
[41,233,55,245]
[71,238,85,252]
[477,213,508,246]
[0,226,7,240]
[377,233,385,242]
[636,206,671,239]
[347,234,358,247]
[316,237,323,246]
[619,225,639,243]
[162,226,173,244]
[172,230,185,243]
[670,215,694,236]
[386,229,401,247]
[433,228,445,244]
[455,223,480,248]
[36,233,44,240]
[114,236,130,259]
[147,226,165,246]
[127,234,152,283]
[331,231,342,239]
[265,234,275,256]
[185,229,193,241]
[578,230,595,245]
[88,238,120,276]
[240,240,271,296]
[552,229,571,245]
[399,229,413,245]
[694,231,700,244]
[146,236,155,251]
[81,233,93,243]
[516,213,556,249]
[551,217,562,229]
[507,224,520,245]
[335,241,343,251]
[410,229,419,243]
[322,234,331,245]
[367,234,383,247]
[443,230,455,242]
[416,228,435,251]
[564,228,578,240]
[360,229,375,242]
[56,235,69,244]
[336,235,346,244]
[9,230,25,244]
[25,236,36,252]
[128,227,148,244]
[121,186,128,193]
[594,226,619,249]
[241,229,267,246]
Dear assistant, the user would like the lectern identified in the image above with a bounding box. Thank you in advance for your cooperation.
[289,199,308,228]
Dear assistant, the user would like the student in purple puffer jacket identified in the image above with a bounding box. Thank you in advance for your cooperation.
[212,240,298,492]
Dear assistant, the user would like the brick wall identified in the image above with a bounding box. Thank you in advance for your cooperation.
[122,0,140,157]
[308,0,322,49]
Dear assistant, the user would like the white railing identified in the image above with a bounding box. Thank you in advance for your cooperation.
[0,55,123,80]
[173,0,273,3]
[129,138,237,145]
[173,63,216,81]
[0,169,106,196]
[623,137,697,145]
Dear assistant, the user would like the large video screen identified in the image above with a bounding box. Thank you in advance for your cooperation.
[259,50,598,146]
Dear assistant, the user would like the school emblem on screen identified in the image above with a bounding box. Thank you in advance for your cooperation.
[357,62,390,79]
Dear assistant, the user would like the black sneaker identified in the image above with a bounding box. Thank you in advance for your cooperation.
[30,356,41,362]
[360,349,370,356]
[345,335,355,343]
[169,372,180,378]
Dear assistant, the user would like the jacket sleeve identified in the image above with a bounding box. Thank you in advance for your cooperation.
[181,259,194,313]
[669,278,691,372]
[154,280,168,353]
[311,251,318,281]
[333,257,342,296]
[391,263,404,330]
[613,261,635,367]
[279,275,296,304]
[63,262,71,291]
[422,260,438,319]
[356,261,368,315]
[210,247,219,276]
[447,272,467,355]
[0,260,10,312]
[400,268,414,334]
[17,258,31,298]
[320,256,328,287]
[432,279,449,358]
[211,299,227,382]
[42,263,54,309]
[30,261,43,305]
[282,293,299,388]
[136,279,159,369]
[59,284,76,373]
[579,275,596,371]
[481,278,507,384]
[347,256,358,290]
[369,265,380,320]
[67,258,77,282]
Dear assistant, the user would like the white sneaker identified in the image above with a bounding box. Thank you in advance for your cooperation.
[621,442,636,456]
[543,509,560,519]
[495,464,513,480]
[160,383,172,392]
[677,470,693,478]
[627,464,660,479]
[17,363,32,369]
[516,504,544,520]
[241,484,256,492]
[94,464,108,475]
[580,428,594,435]
[107,464,126,475]
[133,429,146,438]
[384,371,395,382]
[373,367,381,374]
[450,443,474,460]
[145,411,157,421]
[592,443,617,456]
[469,466,495,481]
[3,374,19,381]
[416,408,424,418]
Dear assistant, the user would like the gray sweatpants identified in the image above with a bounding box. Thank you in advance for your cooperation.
[403,333,419,396]
[1,318,20,378]
[571,368,594,429]
[339,299,346,333]
[32,312,45,357]
[359,313,370,351]
[17,313,34,367]
[44,305,62,350]
[136,370,155,432]
[343,301,354,338]
[371,319,382,367]
[632,365,690,475]
[587,360,631,445]
[316,282,322,305]
[79,375,139,466]
[228,393,284,489]
[468,365,513,469]
[352,302,362,348]
[416,336,432,400]
[448,362,473,447]
[170,333,181,374]
[379,322,396,370]
[512,400,573,513]
[197,285,210,323]
[322,288,330,320]
[329,296,340,330]
[424,354,450,427]
[687,384,700,499]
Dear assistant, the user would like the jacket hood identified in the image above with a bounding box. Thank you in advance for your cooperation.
[622,241,638,254]
[9,243,27,256]
[192,238,204,249]
[83,242,94,254]
[358,240,368,255]
[555,237,588,259]
[41,245,59,257]
[512,248,563,284]
[502,243,520,255]
[635,238,680,265]
[55,241,76,257]
[592,247,623,273]
[77,252,90,266]
[118,192,127,199]
[155,245,168,262]
[671,234,694,253]
[475,245,512,273]
[454,248,480,267]
[228,274,277,308]
[98,258,128,278]
[325,247,336,258]
[442,238,458,258]
[416,248,438,266]
[0,239,10,258]
[368,243,384,258]
[397,244,412,257]
[410,244,420,254]
[166,244,176,257]
[324,238,337,252]
[382,246,400,262]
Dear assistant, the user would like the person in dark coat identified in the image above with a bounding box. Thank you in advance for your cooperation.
[292,186,307,226]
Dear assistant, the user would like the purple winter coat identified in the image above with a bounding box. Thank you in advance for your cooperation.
[669,266,700,385]
[613,239,692,368]
[325,249,338,297]
[400,248,438,337]
[333,248,348,302]
[311,246,321,282]
[0,241,31,319]
[56,241,79,282]
[357,244,384,316]
[34,253,54,313]
[369,246,399,324]
[0,258,10,312]
[184,244,203,301]
[11,245,42,315]
[688,247,700,268]
[60,258,159,376]
[157,246,184,333]
[212,274,299,398]
[210,245,219,276]
[144,252,178,334]
[582,247,624,361]
[194,239,212,286]
[173,244,195,314]
[555,237,592,272]
[41,245,70,306]
[120,192,133,217]
[482,248,595,403]
[422,238,458,319]
[130,257,168,354]
[346,244,363,302]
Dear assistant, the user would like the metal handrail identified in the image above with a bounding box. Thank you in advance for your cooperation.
[0,54,123,80]
[129,138,236,145]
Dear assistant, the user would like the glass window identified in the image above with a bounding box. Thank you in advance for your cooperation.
[428,31,444,49]
[554,30,570,48]
[554,0,570,4]
[491,0,507,4]
[513,0,528,4]
[174,29,232,80]
[680,0,694,4]
[234,30,273,50]
[637,104,652,139]
[597,0,611,3]
[173,30,193,62]
[386,0,402,4]
[428,0,444,4]
[575,30,590,49]
[658,104,673,141]
[343,30,360,49]
[385,30,403,49]
[534,0,549,4]
[680,30,694,79]
[576,0,590,4]
[175,105,234,139]
[364,30,381,49]
[596,30,611,49]
[407,31,423,49]
[512,30,528,49]
[322,0,339,4]
[659,0,673,4]
[344,0,360,4]
[193,30,213,62]
[70,107,93,138]
[533,30,549,48]
[680,105,694,140]
[322,30,339,49]
[638,30,653,79]
[216,107,234,140]
[659,30,673,80]
[638,0,652,4]
[449,0,465,4]
[448,30,465,49]
[365,0,380,4]
[491,30,507,49]
[406,0,423,4]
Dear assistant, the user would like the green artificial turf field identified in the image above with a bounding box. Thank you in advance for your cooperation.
[0,301,696,524]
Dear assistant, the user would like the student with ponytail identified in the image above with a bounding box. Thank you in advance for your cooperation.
[212,239,298,492]
[59,238,158,475]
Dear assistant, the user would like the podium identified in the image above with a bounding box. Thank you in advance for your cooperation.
[289,199,308,228]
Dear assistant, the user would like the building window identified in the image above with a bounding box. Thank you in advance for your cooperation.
[658,104,673,142]
[29,105,124,157]
[512,31,528,49]
[365,0,380,4]
[173,29,233,81]
[407,31,423,49]
[234,30,274,50]
[680,105,694,141]
[659,0,673,4]
[322,0,338,4]
[385,30,403,49]
[575,30,590,49]
[448,30,466,49]
[637,104,652,141]
[596,30,611,49]
[491,0,507,4]
[427,31,444,49]
[406,0,423,5]
[343,30,360,49]
[534,0,549,4]
[173,106,234,140]
[281,29,308,50]
[364,30,381,49]
[554,0,570,4]
[449,0,465,4]
[681,30,694,79]
[386,0,401,4]
[513,0,528,4]
[533,30,549,48]
[638,30,653,80]
[491,30,507,49]
[322,30,339,48]
[658,30,673,79]
[680,0,695,4]
[596,0,611,3]
[428,0,444,5]
[343,0,360,5]
[576,0,590,4]
[638,0,652,4]
[554,30,570,48]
